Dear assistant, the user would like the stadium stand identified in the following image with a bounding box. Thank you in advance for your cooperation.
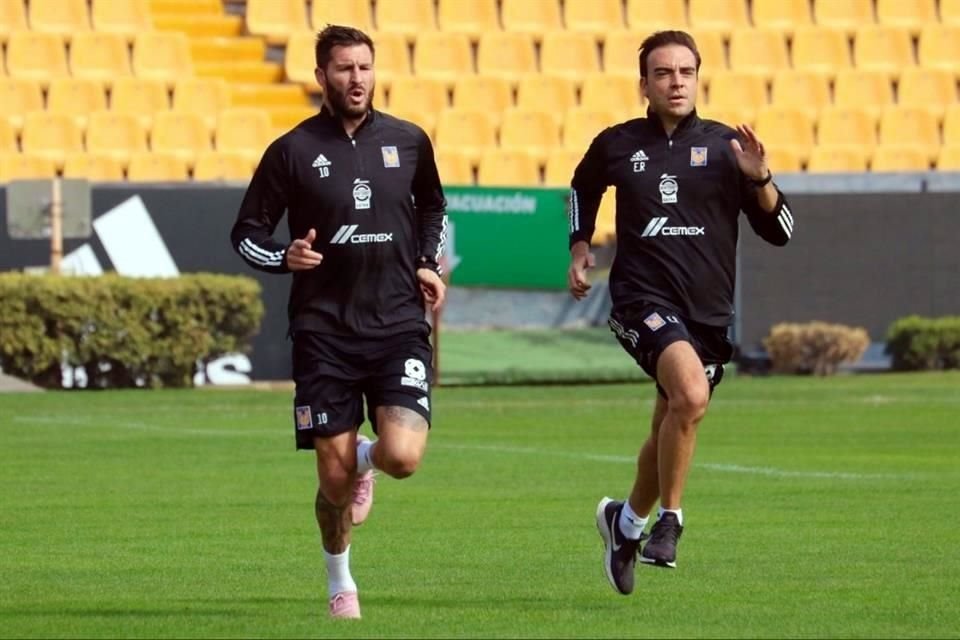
[311,0,374,32]
[564,0,624,40]
[437,0,498,42]
[475,31,537,86]
[46,79,108,129]
[0,0,28,45]
[91,0,153,42]
[28,0,90,41]
[750,0,812,36]
[62,152,126,181]
[69,32,133,86]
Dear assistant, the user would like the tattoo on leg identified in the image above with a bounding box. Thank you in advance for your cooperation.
[315,488,351,554]
[382,405,429,431]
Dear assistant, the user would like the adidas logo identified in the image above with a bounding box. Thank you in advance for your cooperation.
[312,154,331,168]
[631,150,649,162]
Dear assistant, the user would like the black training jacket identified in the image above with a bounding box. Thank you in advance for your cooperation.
[569,109,794,327]
[230,108,447,339]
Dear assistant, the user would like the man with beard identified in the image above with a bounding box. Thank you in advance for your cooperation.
[230,25,447,619]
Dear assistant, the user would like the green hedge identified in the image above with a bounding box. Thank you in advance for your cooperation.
[885,315,960,371]
[0,273,263,388]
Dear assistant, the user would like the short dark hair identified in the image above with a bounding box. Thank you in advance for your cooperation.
[638,30,701,78]
[315,24,375,69]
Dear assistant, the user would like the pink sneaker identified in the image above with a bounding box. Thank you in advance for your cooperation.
[351,436,376,526]
[329,591,361,619]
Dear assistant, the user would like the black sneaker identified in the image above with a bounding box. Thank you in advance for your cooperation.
[639,512,684,568]
[595,497,645,595]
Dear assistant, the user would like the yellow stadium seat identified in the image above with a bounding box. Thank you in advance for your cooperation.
[816,106,878,151]
[384,107,436,140]
[870,145,930,171]
[687,0,749,38]
[878,106,941,161]
[580,73,644,120]
[437,0,498,42]
[755,106,815,163]
[476,31,537,86]
[110,78,170,133]
[595,188,616,245]
[388,77,449,128]
[499,107,561,165]
[0,152,58,180]
[194,60,283,85]
[150,111,212,167]
[452,76,514,125]
[127,151,190,181]
[516,75,578,125]
[149,0,221,16]
[245,0,307,46]
[91,0,152,42]
[770,70,831,122]
[540,31,600,85]
[687,29,726,85]
[791,26,852,80]
[133,32,193,87]
[625,0,686,31]
[0,0,27,45]
[229,83,310,109]
[28,0,89,41]
[190,37,266,66]
[706,71,768,123]
[193,150,253,181]
[62,152,126,181]
[477,148,540,186]
[728,28,789,81]
[47,79,108,129]
[943,0,960,26]
[0,78,44,133]
[368,31,411,89]
[216,108,273,162]
[876,0,937,35]
[434,150,475,185]
[501,0,562,42]
[0,119,15,153]
[943,105,960,146]
[813,0,874,35]
[897,69,957,121]
[5,31,69,87]
[563,107,621,150]
[751,0,812,36]
[807,145,869,172]
[764,147,802,173]
[602,30,645,79]
[86,111,149,164]
[935,146,960,170]
[311,0,374,32]
[543,148,583,187]
[698,106,754,128]
[435,109,497,166]
[853,26,915,78]
[412,32,473,87]
[20,111,84,168]
[266,106,317,133]
[152,13,244,39]
[375,0,436,43]
[285,31,320,90]
[833,70,894,121]
[917,25,960,72]
[69,32,132,87]
[564,0,624,41]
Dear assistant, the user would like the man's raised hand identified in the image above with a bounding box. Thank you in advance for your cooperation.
[286,228,323,271]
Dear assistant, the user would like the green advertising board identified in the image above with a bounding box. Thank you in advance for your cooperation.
[443,187,569,290]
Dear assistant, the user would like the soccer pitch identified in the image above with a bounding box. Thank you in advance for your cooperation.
[2,373,959,638]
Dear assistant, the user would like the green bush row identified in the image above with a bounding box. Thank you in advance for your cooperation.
[0,273,263,388]
[885,315,960,371]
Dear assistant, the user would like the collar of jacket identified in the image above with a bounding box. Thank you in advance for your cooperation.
[645,107,700,139]
[316,105,378,138]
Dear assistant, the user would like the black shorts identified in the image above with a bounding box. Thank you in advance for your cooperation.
[608,302,733,399]
[291,330,433,449]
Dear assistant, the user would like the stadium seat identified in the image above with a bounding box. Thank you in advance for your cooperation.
[564,0,624,41]
[500,0,562,42]
[728,28,789,81]
[434,150,475,185]
[540,31,600,84]
[389,77,450,120]
[127,151,190,181]
[412,32,473,87]
[190,37,266,66]
[86,111,149,164]
[543,148,583,187]
[876,0,937,35]
[770,70,831,122]
[384,107,436,140]
[266,106,317,134]
[111,78,171,133]
[311,0,374,32]
[47,79,108,129]
[935,146,960,170]
[0,119,15,153]
[917,25,960,73]
[853,26,915,78]
[625,0,687,31]
[245,0,308,45]
[150,111,212,167]
[69,32,133,87]
[791,26,853,80]
[435,108,496,166]
[833,70,894,121]
[284,31,320,90]
[229,83,310,109]
[754,105,815,163]
[943,105,960,147]
[706,71,768,124]
[763,147,802,173]
[698,105,753,128]
[20,111,85,168]
[365,31,411,90]
[687,0,749,38]
[452,76,514,126]
[0,152,58,180]
[498,107,561,164]
[475,31,537,86]
[602,30,646,79]
[516,75,579,125]
[375,0,436,43]
[687,29,726,85]
[194,60,283,85]
[148,0,221,16]
[0,0,27,45]
[172,78,229,131]
[0,78,45,133]
[91,0,152,42]
[580,73,644,120]
[750,0,812,36]
[28,0,90,41]
[938,0,960,27]
[193,150,253,181]
[878,106,941,161]
[5,31,69,87]
[563,107,621,151]
[152,13,244,39]
[897,69,957,121]
[477,148,540,186]
[132,32,193,87]
[215,108,273,162]
[817,106,878,152]
[806,145,869,172]
[870,145,930,171]
[437,0,498,42]
[813,0,874,35]
[62,152,126,181]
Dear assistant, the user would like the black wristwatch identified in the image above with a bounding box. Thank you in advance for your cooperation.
[750,170,773,187]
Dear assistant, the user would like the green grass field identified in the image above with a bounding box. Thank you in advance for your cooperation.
[2,372,959,638]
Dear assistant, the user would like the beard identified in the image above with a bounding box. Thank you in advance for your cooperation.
[326,82,373,119]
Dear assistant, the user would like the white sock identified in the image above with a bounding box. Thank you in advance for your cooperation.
[356,439,377,475]
[618,501,649,540]
[658,507,684,527]
[324,546,357,596]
